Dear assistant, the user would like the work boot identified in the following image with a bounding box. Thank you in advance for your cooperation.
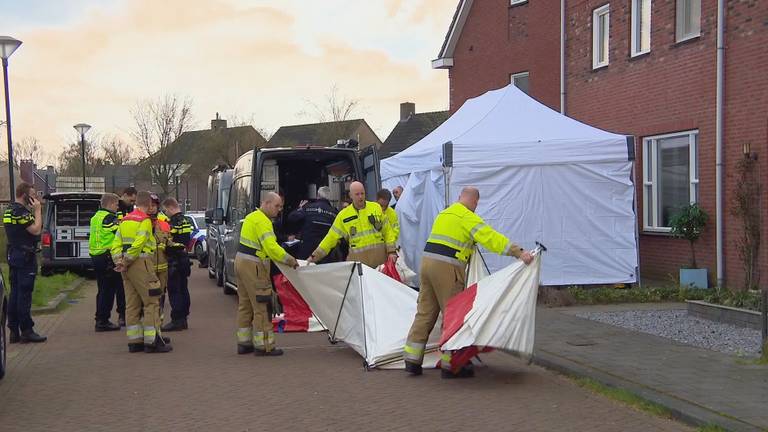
[95,321,121,332]
[161,320,187,332]
[20,329,47,343]
[9,329,20,344]
[441,364,475,379]
[128,343,145,353]
[144,336,172,353]
[118,316,126,327]
[254,348,284,357]
[404,361,423,376]
[237,344,255,355]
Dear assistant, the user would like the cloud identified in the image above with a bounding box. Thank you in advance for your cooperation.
[0,0,455,159]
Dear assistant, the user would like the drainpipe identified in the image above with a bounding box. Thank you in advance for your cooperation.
[560,0,566,114]
[715,0,725,287]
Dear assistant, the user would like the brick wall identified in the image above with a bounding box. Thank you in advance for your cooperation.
[446,0,768,288]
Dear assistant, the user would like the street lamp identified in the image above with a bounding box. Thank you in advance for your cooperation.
[73,123,91,191]
[1,36,22,200]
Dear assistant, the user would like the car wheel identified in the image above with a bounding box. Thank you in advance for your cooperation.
[195,243,204,261]
[222,265,236,296]
[0,302,6,380]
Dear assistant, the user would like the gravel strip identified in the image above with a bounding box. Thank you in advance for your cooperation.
[575,309,763,356]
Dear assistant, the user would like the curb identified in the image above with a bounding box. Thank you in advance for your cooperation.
[32,277,86,314]
[533,349,765,432]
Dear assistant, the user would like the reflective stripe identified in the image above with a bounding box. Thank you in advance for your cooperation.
[143,326,157,344]
[253,332,266,348]
[120,237,136,244]
[422,252,465,267]
[136,230,149,237]
[236,328,252,343]
[126,325,142,340]
[404,342,425,362]
[236,252,268,263]
[469,223,488,238]
[349,243,386,253]
[240,237,261,250]
[428,234,473,250]
[350,229,377,239]
[259,231,276,242]
[331,225,348,239]
[441,352,453,370]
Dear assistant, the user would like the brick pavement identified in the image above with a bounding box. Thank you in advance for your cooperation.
[0,268,690,432]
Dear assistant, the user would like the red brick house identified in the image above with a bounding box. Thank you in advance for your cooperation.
[433,0,767,289]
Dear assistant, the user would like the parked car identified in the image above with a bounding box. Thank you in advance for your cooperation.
[212,144,379,295]
[40,192,104,275]
[0,267,7,380]
[205,166,233,286]
[186,211,207,263]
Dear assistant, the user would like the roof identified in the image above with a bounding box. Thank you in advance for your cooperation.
[267,119,378,148]
[432,0,473,69]
[380,111,450,157]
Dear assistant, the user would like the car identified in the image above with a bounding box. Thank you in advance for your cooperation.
[186,212,207,263]
[204,166,233,286]
[1,266,7,380]
[40,192,104,276]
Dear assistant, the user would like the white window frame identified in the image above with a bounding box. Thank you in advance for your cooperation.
[592,5,610,69]
[631,0,651,56]
[642,130,699,232]
[510,0,528,5]
[510,71,530,94]
[676,0,701,42]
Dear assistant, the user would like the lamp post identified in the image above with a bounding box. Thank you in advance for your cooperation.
[73,123,91,191]
[1,36,22,200]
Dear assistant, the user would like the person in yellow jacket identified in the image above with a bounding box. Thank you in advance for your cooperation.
[90,193,123,332]
[148,196,171,316]
[403,187,533,378]
[307,181,397,269]
[376,188,399,244]
[235,192,298,356]
[112,191,172,354]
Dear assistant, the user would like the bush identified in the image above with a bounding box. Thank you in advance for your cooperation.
[566,285,708,305]
[704,287,761,311]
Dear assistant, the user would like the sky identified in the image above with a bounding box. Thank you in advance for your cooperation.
[0,0,456,164]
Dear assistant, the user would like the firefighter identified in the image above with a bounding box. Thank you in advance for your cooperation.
[148,194,171,319]
[111,191,171,353]
[376,188,399,244]
[4,182,46,343]
[161,197,193,332]
[403,187,533,378]
[235,192,298,356]
[307,181,397,269]
[112,186,136,326]
[90,193,122,332]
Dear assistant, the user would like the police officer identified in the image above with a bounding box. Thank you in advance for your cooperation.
[403,187,533,378]
[286,186,340,261]
[376,189,399,245]
[307,182,397,269]
[4,182,46,343]
[235,192,298,356]
[160,197,192,332]
[111,191,171,353]
[90,193,122,332]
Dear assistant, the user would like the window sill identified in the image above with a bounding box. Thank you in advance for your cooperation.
[509,0,528,7]
[591,64,609,72]
[641,230,675,237]
[673,35,701,47]
[629,51,650,61]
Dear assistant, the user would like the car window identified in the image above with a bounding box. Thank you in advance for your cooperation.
[194,216,206,228]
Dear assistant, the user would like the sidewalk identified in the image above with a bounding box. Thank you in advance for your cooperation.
[535,303,768,432]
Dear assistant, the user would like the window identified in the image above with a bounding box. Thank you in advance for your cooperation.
[227,175,251,224]
[631,0,651,56]
[510,72,530,94]
[592,5,610,69]
[643,131,699,231]
[676,0,701,42]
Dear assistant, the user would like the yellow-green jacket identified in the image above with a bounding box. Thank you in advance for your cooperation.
[238,209,292,265]
[383,206,399,244]
[315,201,395,260]
[111,209,157,266]
[423,202,522,266]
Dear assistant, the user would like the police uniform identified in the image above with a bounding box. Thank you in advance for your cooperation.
[3,203,44,342]
[311,201,396,269]
[89,207,123,330]
[286,198,338,260]
[111,208,170,353]
[164,212,192,330]
[235,209,296,355]
[152,213,171,316]
[403,202,523,376]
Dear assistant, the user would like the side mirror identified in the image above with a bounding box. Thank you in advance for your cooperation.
[212,208,225,225]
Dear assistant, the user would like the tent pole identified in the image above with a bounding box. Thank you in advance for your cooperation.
[442,142,453,209]
[357,263,370,371]
[330,264,358,342]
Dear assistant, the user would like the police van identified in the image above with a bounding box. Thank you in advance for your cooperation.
[210,143,379,294]
[204,165,234,287]
[40,192,104,275]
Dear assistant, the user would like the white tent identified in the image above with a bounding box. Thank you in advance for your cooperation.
[382,84,638,285]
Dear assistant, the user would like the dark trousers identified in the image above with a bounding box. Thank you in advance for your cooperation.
[167,258,191,322]
[92,253,125,322]
[7,248,37,333]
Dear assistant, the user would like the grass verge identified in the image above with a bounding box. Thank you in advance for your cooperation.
[0,263,79,307]
[574,377,673,419]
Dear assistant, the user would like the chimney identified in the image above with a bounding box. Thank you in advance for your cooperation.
[211,112,227,130]
[400,102,415,122]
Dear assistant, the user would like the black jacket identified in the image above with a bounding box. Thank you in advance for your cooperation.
[287,199,342,260]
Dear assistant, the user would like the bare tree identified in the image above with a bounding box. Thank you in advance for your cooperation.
[14,137,43,164]
[298,84,361,146]
[99,135,135,166]
[131,94,194,196]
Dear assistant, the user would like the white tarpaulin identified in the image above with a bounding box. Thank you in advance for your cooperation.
[277,261,441,369]
[382,84,638,286]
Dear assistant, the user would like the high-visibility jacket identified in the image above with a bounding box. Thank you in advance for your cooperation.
[423,202,523,266]
[384,206,399,244]
[238,209,292,265]
[89,209,119,256]
[111,209,156,265]
[315,201,395,260]
[153,218,171,272]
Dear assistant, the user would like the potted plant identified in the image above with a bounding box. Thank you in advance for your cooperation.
[669,203,709,288]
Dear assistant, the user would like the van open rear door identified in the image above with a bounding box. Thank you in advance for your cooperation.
[360,145,381,193]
